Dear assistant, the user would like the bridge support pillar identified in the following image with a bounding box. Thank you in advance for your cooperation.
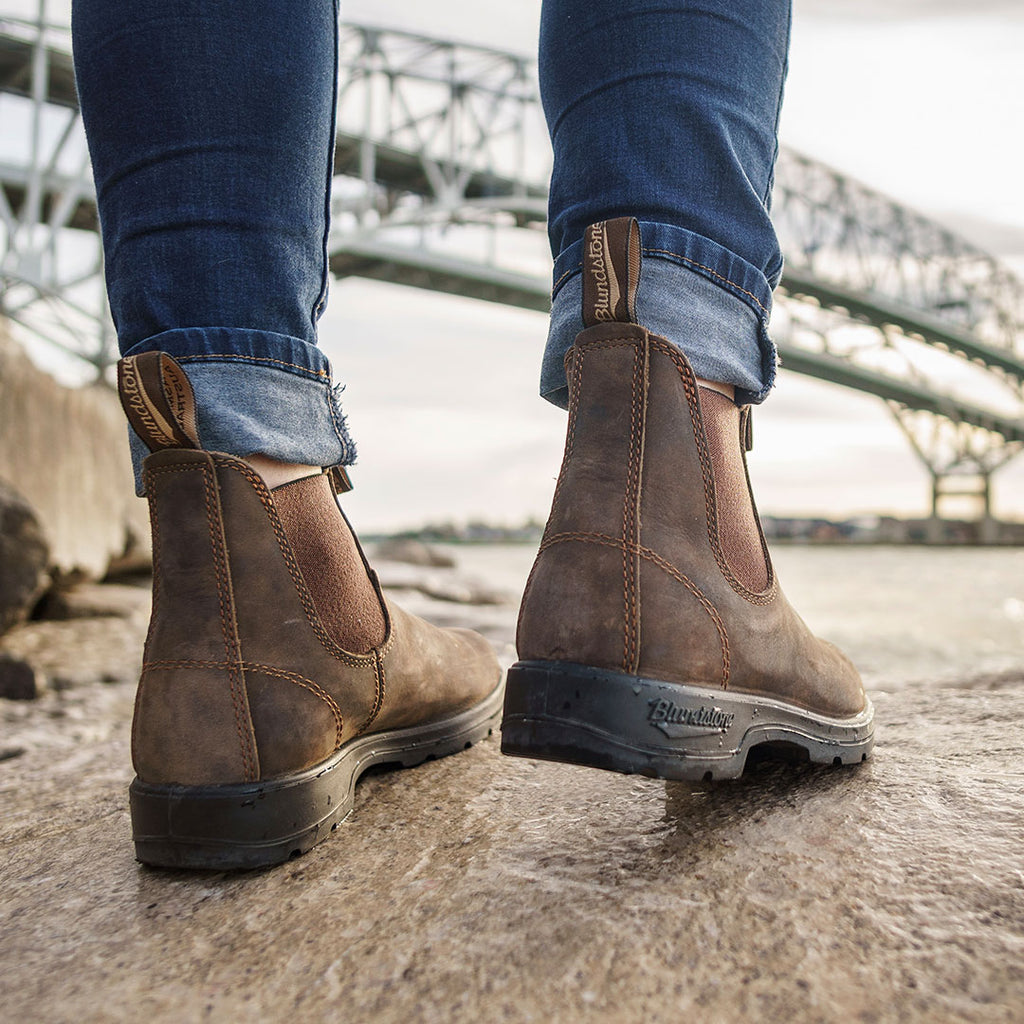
[888,404,1022,544]
[929,472,995,543]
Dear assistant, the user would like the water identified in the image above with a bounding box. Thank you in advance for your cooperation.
[436,543,1024,692]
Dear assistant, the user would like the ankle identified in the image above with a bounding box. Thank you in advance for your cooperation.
[245,453,322,490]
[696,378,736,403]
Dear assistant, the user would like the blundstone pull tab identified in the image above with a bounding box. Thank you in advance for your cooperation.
[741,407,754,452]
[329,465,354,495]
[582,217,642,327]
[117,351,200,452]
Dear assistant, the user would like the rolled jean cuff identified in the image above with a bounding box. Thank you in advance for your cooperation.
[541,221,778,408]
[123,327,355,494]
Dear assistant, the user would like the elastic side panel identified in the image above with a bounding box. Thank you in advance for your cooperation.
[636,341,714,567]
[699,388,769,593]
[271,473,386,655]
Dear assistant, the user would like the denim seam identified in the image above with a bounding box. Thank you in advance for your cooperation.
[552,266,576,296]
[314,0,341,321]
[762,4,792,208]
[643,248,770,315]
[552,251,769,317]
[172,352,330,377]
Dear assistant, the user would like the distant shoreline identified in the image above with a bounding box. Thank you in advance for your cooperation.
[366,513,1024,547]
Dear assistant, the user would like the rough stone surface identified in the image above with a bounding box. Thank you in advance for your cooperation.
[0,654,45,699]
[1,676,1022,1021]
[0,591,149,693]
[36,581,151,622]
[2,549,1023,1020]
[376,560,515,608]
[0,324,150,589]
[0,480,49,632]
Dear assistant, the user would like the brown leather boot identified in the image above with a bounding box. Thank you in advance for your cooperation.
[118,352,503,869]
[502,218,873,780]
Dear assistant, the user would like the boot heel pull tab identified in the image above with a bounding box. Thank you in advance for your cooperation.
[582,217,641,327]
[329,465,354,495]
[117,351,201,452]
[740,407,754,452]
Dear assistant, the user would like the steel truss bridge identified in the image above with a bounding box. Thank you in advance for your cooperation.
[3,6,1024,523]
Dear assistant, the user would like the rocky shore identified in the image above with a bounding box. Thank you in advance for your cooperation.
[2,547,1023,1022]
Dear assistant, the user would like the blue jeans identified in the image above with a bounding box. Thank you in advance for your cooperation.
[71,0,789,482]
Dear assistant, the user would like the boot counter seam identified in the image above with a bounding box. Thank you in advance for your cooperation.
[538,531,730,688]
[355,651,386,737]
[545,344,585,533]
[143,461,259,782]
[201,464,258,781]
[144,659,344,750]
[622,342,646,673]
[138,463,189,765]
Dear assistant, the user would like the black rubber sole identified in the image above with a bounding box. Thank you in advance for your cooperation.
[500,660,874,781]
[130,682,504,871]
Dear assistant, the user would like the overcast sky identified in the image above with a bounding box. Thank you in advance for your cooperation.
[4,0,1024,529]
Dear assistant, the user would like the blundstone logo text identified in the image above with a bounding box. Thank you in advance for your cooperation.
[587,221,620,322]
[166,370,189,422]
[119,360,172,449]
[647,698,734,739]
[161,361,197,442]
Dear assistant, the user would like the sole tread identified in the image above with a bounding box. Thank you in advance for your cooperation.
[500,661,874,782]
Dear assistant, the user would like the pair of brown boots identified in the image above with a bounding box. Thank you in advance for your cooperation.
[123,219,873,870]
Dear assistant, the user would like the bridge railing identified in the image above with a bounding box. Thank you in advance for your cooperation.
[334,24,548,228]
[774,150,1024,367]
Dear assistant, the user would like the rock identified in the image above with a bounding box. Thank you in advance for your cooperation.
[103,521,153,578]
[373,537,456,568]
[36,581,151,621]
[0,322,150,594]
[0,614,147,694]
[414,577,511,606]
[0,482,49,632]
[374,561,514,606]
[0,654,45,699]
